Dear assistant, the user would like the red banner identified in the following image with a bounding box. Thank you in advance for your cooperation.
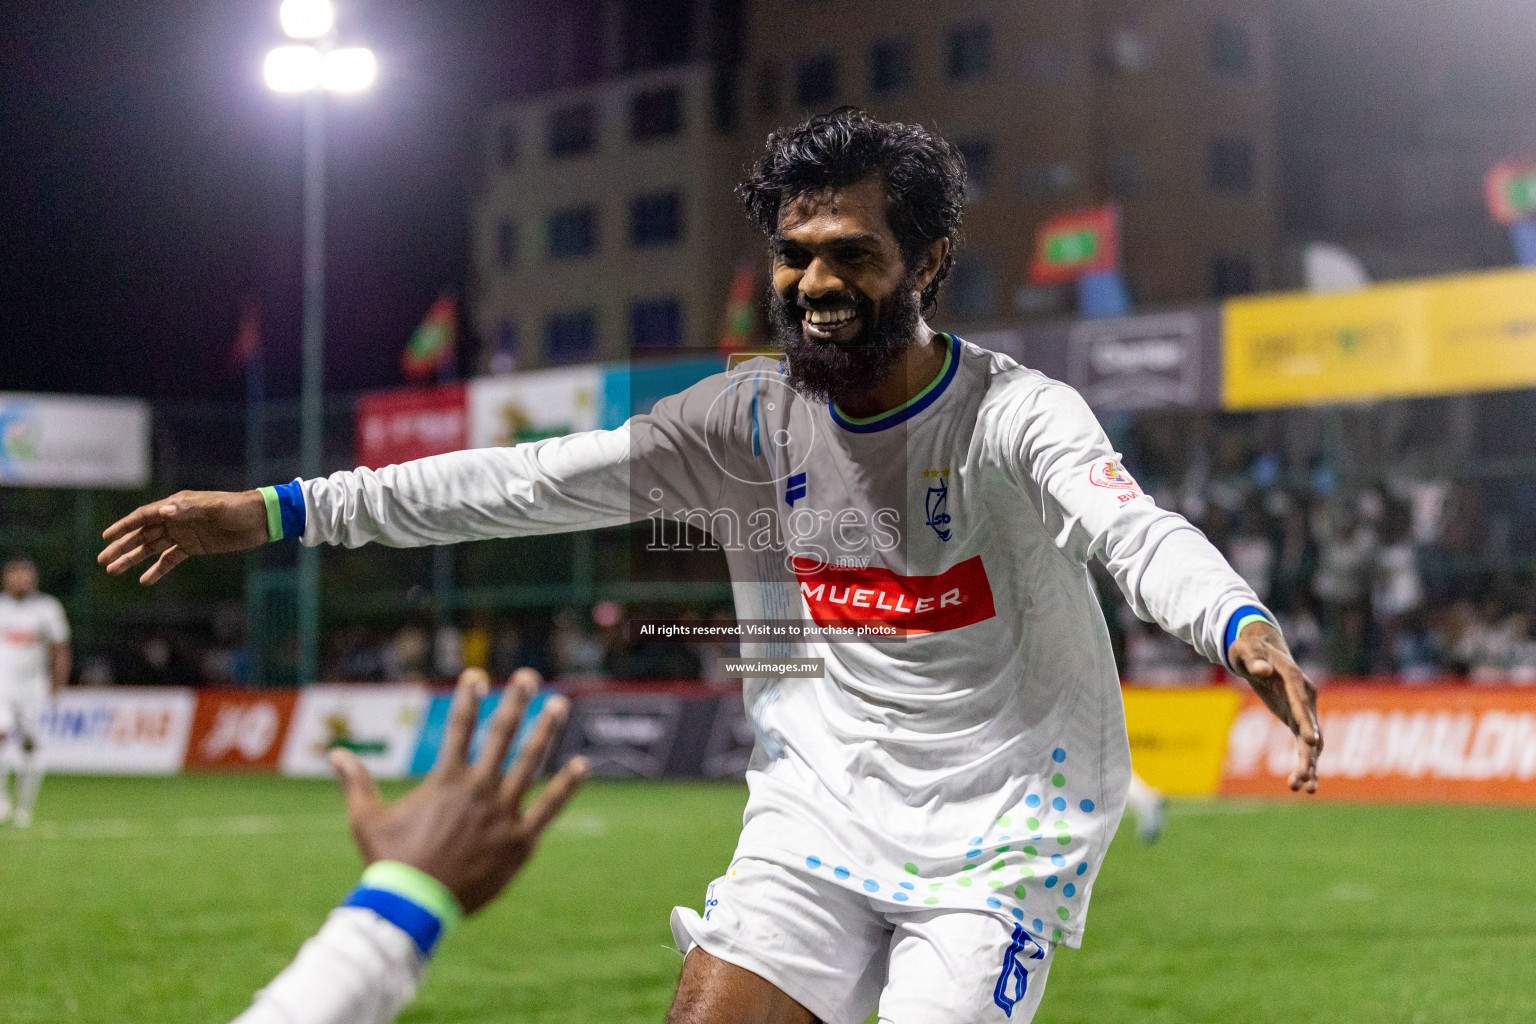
[355,384,467,470]
[186,691,298,771]
[1029,205,1120,285]
[791,556,997,635]
[1221,685,1536,803]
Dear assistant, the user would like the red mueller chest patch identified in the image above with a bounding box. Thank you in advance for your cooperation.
[791,555,997,635]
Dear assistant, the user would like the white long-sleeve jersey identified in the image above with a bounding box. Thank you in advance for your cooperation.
[300,335,1268,946]
[232,908,423,1024]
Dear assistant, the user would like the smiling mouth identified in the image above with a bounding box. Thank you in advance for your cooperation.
[801,305,861,340]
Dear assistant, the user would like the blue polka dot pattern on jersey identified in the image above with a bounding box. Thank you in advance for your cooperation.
[1044,875,1058,888]
[1051,854,1065,866]
[1025,794,1041,808]
[834,866,850,880]
[1052,748,1066,763]
[986,896,1002,909]
[900,881,914,890]
[1080,799,1096,813]
[863,879,879,893]
[969,836,983,845]
[1012,907,1024,921]
[1052,797,1066,812]
[1063,883,1076,898]
[806,856,821,870]
[1076,862,1088,876]
[967,848,982,858]
[893,892,909,902]
[1033,918,1044,933]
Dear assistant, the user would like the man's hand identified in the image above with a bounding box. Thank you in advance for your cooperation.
[1228,621,1324,793]
[98,490,269,584]
[328,667,589,916]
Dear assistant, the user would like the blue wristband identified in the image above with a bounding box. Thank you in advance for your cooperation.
[1223,605,1274,670]
[273,479,307,541]
[341,886,445,957]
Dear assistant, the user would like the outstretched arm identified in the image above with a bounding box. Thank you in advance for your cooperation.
[232,667,588,1024]
[1008,380,1322,791]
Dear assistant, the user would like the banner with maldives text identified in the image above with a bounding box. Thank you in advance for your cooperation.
[1221,686,1536,802]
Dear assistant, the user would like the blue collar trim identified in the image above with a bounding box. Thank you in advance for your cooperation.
[829,334,961,434]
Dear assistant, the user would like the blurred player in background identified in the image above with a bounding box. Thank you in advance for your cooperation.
[0,554,70,828]
[100,110,1321,1024]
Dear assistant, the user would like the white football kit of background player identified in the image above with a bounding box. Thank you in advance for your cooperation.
[0,590,69,825]
[246,336,1272,1023]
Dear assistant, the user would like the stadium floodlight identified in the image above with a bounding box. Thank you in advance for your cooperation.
[279,0,335,40]
[263,45,323,93]
[320,48,377,93]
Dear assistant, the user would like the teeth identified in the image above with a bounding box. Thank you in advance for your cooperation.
[806,309,856,325]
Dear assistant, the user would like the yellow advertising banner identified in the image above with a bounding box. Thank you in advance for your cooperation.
[1222,268,1536,408]
[1122,686,1243,796]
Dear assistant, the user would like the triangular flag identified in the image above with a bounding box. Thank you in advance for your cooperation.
[719,263,757,351]
[402,294,458,380]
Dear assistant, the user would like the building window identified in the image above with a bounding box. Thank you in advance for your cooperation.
[630,86,683,142]
[631,298,684,348]
[496,122,518,168]
[1209,20,1254,77]
[1098,27,1155,76]
[948,21,992,81]
[1017,162,1077,199]
[1019,46,1073,84]
[956,137,993,197]
[756,65,781,115]
[1210,253,1256,297]
[630,192,682,247]
[547,207,596,258]
[545,311,598,364]
[869,37,913,95]
[795,53,838,109]
[489,320,518,374]
[1209,137,1255,193]
[946,256,996,318]
[548,103,596,159]
[495,220,518,268]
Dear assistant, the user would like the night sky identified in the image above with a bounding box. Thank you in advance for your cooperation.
[1,1,579,402]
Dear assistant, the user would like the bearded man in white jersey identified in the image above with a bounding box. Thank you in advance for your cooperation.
[0,554,71,828]
[100,109,1322,1024]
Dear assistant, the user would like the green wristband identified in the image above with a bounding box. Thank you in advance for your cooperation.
[1232,612,1271,640]
[360,860,464,933]
[257,486,283,542]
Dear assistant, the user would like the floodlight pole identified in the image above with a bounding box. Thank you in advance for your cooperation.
[296,85,325,685]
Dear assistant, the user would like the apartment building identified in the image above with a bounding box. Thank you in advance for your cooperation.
[471,64,744,369]
[472,0,1281,361]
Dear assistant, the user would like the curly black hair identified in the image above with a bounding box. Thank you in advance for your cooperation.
[738,107,967,314]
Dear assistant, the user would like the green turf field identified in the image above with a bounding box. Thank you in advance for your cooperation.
[2,776,1534,1023]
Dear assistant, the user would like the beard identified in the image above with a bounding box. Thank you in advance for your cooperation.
[769,283,923,406]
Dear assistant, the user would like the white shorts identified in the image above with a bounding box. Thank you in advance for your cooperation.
[671,857,1056,1024]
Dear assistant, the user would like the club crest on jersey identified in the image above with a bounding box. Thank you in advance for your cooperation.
[923,468,952,541]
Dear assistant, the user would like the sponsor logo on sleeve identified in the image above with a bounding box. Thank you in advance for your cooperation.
[1089,459,1144,503]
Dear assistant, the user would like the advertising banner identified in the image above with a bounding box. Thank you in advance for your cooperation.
[408,689,552,775]
[554,692,688,778]
[279,685,430,780]
[1221,686,1536,803]
[467,366,601,447]
[354,384,467,469]
[186,690,298,771]
[1122,686,1243,796]
[39,687,196,775]
[599,356,722,430]
[0,393,150,488]
[1222,268,1536,409]
[1004,310,1221,413]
